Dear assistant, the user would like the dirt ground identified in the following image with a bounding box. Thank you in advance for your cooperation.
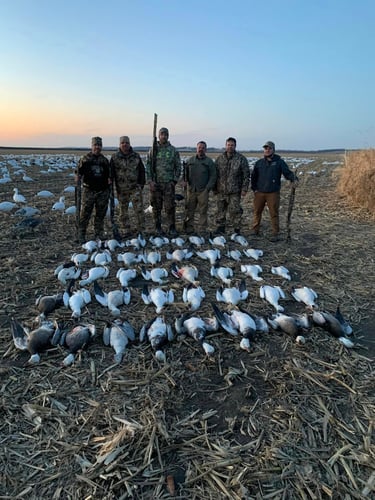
[0,149,374,499]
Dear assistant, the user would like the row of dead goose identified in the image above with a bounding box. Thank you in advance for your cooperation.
[9,232,355,366]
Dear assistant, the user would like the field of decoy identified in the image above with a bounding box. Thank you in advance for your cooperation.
[0,149,374,499]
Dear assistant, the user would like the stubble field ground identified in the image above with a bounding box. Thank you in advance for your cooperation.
[0,148,374,499]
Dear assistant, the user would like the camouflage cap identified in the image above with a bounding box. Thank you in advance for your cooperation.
[119,136,130,144]
[159,127,169,135]
[263,140,275,150]
[91,136,103,146]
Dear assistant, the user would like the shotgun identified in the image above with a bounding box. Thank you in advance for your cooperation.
[286,184,296,243]
[75,174,81,241]
[150,113,158,183]
[110,175,121,241]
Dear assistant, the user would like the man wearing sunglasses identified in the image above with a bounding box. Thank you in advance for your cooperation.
[251,141,297,242]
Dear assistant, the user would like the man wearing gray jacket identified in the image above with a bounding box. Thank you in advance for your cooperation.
[183,141,217,235]
[251,141,297,241]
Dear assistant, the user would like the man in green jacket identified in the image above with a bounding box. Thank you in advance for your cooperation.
[183,141,217,235]
[146,127,181,237]
[214,137,249,234]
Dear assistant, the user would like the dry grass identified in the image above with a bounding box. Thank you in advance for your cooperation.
[337,149,375,217]
[0,150,374,499]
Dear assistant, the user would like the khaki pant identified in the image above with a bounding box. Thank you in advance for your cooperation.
[252,191,280,235]
[184,188,209,233]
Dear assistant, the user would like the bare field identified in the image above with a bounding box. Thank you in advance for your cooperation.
[0,150,374,499]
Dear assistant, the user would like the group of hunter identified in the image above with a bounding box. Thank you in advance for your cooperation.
[76,129,298,244]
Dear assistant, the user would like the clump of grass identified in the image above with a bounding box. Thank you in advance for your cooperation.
[337,149,375,217]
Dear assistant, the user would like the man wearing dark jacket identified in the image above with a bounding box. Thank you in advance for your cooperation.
[251,141,297,241]
[183,141,217,235]
[110,136,146,237]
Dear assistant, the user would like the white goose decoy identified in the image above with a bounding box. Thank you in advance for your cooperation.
[91,249,112,266]
[216,279,249,306]
[63,185,76,193]
[243,248,263,260]
[94,281,131,315]
[165,247,194,262]
[52,321,96,366]
[105,239,125,252]
[182,284,205,311]
[13,188,26,204]
[67,288,92,318]
[140,316,173,361]
[149,235,170,248]
[240,264,263,281]
[52,196,65,211]
[141,285,174,314]
[271,266,291,281]
[175,313,218,356]
[196,248,221,266]
[36,190,54,198]
[14,206,40,217]
[210,263,234,286]
[10,317,57,364]
[117,251,143,267]
[226,249,242,262]
[64,205,76,216]
[208,234,227,248]
[230,233,249,246]
[141,266,168,285]
[79,265,110,286]
[22,173,34,182]
[0,201,18,212]
[311,310,354,348]
[259,285,285,312]
[103,319,135,363]
[171,263,199,285]
[116,268,137,287]
[291,286,318,308]
[268,313,307,344]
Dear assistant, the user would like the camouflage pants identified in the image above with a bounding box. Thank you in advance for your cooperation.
[79,187,110,238]
[252,191,280,235]
[150,182,176,227]
[117,187,145,233]
[215,193,242,230]
[184,188,209,233]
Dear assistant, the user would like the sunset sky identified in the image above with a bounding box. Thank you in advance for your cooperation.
[1,0,374,150]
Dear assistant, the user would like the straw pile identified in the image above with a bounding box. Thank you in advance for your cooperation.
[0,151,374,499]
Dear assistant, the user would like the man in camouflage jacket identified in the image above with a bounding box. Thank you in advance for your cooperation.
[110,136,146,237]
[146,127,181,237]
[214,137,250,234]
[77,136,111,242]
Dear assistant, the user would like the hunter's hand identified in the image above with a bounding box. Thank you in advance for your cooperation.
[149,181,156,192]
[291,180,299,188]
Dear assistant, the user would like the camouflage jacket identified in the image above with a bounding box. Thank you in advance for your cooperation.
[185,155,217,192]
[110,148,146,193]
[78,153,110,192]
[146,141,181,183]
[214,151,250,195]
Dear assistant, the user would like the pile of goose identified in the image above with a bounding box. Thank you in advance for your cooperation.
[10,230,355,367]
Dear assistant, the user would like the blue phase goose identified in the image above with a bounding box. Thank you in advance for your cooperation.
[175,313,218,356]
[11,317,58,364]
[52,322,96,366]
[140,316,173,362]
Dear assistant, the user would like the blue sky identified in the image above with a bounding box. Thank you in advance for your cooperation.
[0,0,374,150]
